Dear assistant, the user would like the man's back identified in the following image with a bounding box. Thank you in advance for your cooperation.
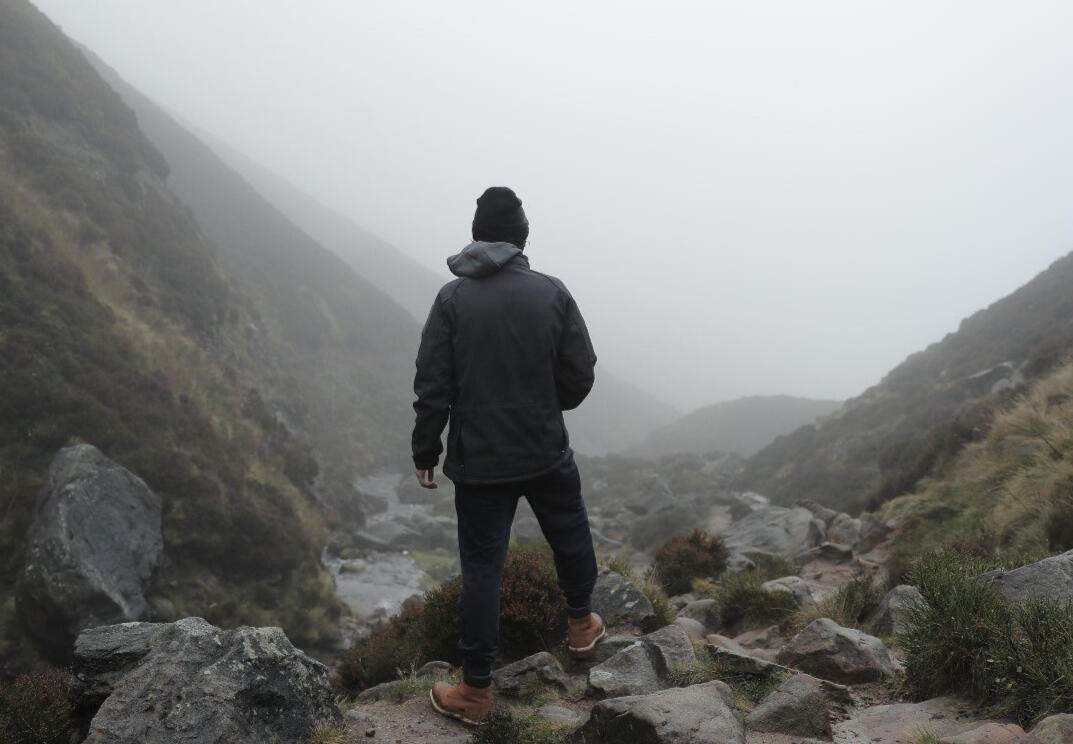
[412,240,596,483]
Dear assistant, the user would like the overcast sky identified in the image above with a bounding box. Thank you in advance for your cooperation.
[31,1,1073,409]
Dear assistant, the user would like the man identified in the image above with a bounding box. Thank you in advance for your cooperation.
[412,186,604,724]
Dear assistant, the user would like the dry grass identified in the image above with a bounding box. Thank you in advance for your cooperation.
[305,721,349,744]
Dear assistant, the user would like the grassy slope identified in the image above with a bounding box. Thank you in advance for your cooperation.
[88,56,419,479]
[883,360,1073,575]
[0,0,416,670]
[625,395,842,459]
[738,252,1073,514]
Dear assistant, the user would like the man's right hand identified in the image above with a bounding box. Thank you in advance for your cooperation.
[415,467,438,489]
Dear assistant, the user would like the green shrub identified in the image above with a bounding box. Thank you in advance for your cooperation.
[900,552,1012,701]
[716,572,798,631]
[336,543,565,695]
[0,668,72,744]
[748,553,800,581]
[653,529,729,596]
[788,576,884,633]
[470,708,560,744]
[991,597,1073,725]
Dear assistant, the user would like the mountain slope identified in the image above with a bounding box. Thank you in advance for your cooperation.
[187,130,446,322]
[738,251,1073,514]
[563,369,679,456]
[0,0,418,669]
[625,395,842,458]
[87,52,420,481]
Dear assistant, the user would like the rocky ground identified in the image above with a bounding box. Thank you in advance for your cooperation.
[326,495,1069,744]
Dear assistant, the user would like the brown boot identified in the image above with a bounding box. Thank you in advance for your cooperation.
[429,680,493,725]
[567,611,606,659]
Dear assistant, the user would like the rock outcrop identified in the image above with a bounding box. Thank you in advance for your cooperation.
[576,680,744,743]
[16,444,163,662]
[492,651,569,698]
[71,617,340,743]
[1025,714,1073,744]
[590,569,656,627]
[776,618,894,684]
[718,506,826,561]
[979,549,1073,605]
[866,584,923,637]
[745,673,850,738]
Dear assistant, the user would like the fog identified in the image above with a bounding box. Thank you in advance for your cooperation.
[31,0,1073,409]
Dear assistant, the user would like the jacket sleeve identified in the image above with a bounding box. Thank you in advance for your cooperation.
[555,292,597,411]
[412,293,454,469]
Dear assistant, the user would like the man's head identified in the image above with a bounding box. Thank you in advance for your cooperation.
[472,186,529,248]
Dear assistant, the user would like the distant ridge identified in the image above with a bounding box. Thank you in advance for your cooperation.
[624,395,841,458]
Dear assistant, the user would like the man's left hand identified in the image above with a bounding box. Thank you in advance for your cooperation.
[415,467,438,489]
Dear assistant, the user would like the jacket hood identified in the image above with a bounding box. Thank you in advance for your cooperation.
[447,241,524,278]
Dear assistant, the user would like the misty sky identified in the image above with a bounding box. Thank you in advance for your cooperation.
[31,1,1073,409]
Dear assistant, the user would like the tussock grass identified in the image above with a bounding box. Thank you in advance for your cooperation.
[305,721,348,744]
[469,708,561,744]
[666,654,789,714]
[787,577,884,634]
[899,550,1073,727]
[884,361,1073,579]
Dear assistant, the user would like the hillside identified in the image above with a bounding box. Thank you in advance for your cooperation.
[624,395,841,458]
[88,53,419,481]
[185,129,446,323]
[737,251,1073,514]
[882,359,1073,576]
[0,0,415,671]
[564,369,679,455]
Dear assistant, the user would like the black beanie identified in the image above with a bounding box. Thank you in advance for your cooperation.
[472,186,529,246]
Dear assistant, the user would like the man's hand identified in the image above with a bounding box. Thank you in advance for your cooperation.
[415,467,438,489]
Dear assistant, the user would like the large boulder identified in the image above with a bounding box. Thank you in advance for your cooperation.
[1026,714,1073,744]
[979,549,1073,605]
[576,680,744,743]
[71,617,340,743]
[643,624,697,675]
[745,673,850,738]
[16,444,163,663]
[719,506,826,561]
[866,584,923,637]
[591,569,657,628]
[833,698,1019,744]
[776,618,894,684]
[761,576,817,608]
[492,651,569,698]
[587,642,661,697]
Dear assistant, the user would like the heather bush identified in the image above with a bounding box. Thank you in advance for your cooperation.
[0,668,72,744]
[653,529,729,596]
[336,542,564,695]
[715,571,798,632]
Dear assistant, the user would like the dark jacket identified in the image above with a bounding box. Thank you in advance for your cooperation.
[412,241,597,483]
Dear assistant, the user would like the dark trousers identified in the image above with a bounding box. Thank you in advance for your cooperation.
[452,453,598,687]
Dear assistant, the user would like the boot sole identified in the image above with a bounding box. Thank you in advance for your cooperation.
[569,624,607,659]
[429,688,483,726]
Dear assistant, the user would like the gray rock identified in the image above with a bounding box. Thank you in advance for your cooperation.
[350,520,422,550]
[642,624,696,675]
[678,598,720,630]
[72,617,340,743]
[719,506,827,561]
[827,513,862,546]
[726,552,757,574]
[357,678,420,702]
[416,660,453,678]
[537,704,584,727]
[708,646,793,676]
[587,634,644,665]
[777,618,894,684]
[833,697,1017,744]
[674,616,706,642]
[866,584,923,637]
[745,673,851,738]
[854,513,893,553]
[587,642,660,697]
[761,576,816,608]
[939,722,1025,743]
[669,593,697,611]
[591,569,656,628]
[576,680,744,743]
[980,549,1073,605]
[736,492,771,511]
[493,651,569,698]
[706,633,749,655]
[1026,714,1073,744]
[16,445,163,663]
[809,543,855,564]
[796,500,839,525]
